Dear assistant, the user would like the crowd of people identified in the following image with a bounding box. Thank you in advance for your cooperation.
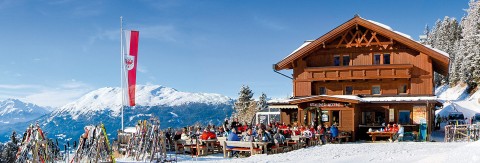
[162,118,347,153]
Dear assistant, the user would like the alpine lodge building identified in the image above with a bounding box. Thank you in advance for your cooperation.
[270,15,449,141]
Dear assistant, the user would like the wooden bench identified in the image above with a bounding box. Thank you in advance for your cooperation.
[222,141,261,158]
[183,139,207,157]
[175,139,186,154]
[367,132,395,142]
[335,135,351,143]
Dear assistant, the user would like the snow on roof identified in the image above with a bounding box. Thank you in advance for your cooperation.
[361,96,437,102]
[366,18,449,58]
[394,31,412,39]
[283,40,313,60]
[367,20,393,30]
[268,98,293,104]
[425,45,450,58]
[124,127,137,133]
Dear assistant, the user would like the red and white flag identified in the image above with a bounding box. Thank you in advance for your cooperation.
[123,30,139,106]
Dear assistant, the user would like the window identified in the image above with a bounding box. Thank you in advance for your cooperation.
[332,111,340,126]
[290,111,298,124]
[342,55,350,66]
[334,55,340,66]
[384,53,391,64]
[319,87,326,95]
[399,110,411,124]
[398,84,407,94]
[345,86,353,95]
[374,54,381,65]
[372,85,381,95]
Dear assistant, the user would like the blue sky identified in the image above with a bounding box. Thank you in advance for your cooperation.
[0,0,468,107]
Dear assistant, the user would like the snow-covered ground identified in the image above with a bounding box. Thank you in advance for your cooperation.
[168,141,478,163]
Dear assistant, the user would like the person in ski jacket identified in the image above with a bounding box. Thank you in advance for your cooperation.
[330,124,339,142]
[200,129,216,140]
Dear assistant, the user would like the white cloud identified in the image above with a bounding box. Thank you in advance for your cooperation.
[0,80,93,108]
[23,89,89,108]
[0,84,43,89]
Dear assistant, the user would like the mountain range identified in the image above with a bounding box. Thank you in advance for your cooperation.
[0,85,234,144]
[0,99,49,126]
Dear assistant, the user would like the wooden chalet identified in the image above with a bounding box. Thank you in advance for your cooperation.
[272,15,449,141]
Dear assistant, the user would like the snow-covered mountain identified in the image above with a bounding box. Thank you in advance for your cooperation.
[51,84,231,120]
[0,85,234,143]
[0,99,49,126]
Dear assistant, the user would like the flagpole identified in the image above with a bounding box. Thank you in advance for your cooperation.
[120,16,124,131]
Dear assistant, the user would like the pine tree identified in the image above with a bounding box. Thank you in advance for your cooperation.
[234,85,254,113]
[234,85,256,123]
[257,93,268,111]
[459,0,480,86]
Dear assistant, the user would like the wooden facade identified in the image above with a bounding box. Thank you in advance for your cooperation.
[272,16,449,141]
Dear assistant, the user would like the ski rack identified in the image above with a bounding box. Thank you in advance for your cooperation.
[70,123,115,163]
[115,116,177,162]
[15,123,62,163]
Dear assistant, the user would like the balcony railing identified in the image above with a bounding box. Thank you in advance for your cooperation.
[301,64,413,81]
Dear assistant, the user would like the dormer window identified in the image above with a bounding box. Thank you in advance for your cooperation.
[343,55,350,66]
[334,55,340,66]
[374,54,381,65]
[384,53,391,64]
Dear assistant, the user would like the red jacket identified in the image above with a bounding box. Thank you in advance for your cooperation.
[200,131,216,140]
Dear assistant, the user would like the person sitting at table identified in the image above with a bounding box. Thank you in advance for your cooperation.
[223,128,230,137]
[174,129,182,141]
[242,128,254,142]
[216,126,225,137]
[385,124,392,132]
[226,128,241,157]
[258,128,274,149]
[318,124,327,145]
[309,125,317,135]
[302,127,313,146]
[395,124,404,142]
[195,127,202,138]
[282,126,292,138]
[330,123,339,143]
[200,128,216,140]
[273,129,286,145]
[392,124,399,133]
[181,127,190,140]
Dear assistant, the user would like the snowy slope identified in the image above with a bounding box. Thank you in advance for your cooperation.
[435,84,480,119]
[51,85,231,120]
[0,99,49,125]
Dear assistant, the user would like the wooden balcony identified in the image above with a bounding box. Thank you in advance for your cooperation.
[301,64,413,81]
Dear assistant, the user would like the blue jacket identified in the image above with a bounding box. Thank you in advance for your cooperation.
[227,131,241,149]
[227,131,240,141]
[330,126,339,137]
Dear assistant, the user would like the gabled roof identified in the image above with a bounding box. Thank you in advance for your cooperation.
[274,15,450,75]
[288,95,439,105]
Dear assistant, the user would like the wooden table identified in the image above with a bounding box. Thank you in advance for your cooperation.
[367,132,395,142]
[202,139,218,154]
[253,142,268,154]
